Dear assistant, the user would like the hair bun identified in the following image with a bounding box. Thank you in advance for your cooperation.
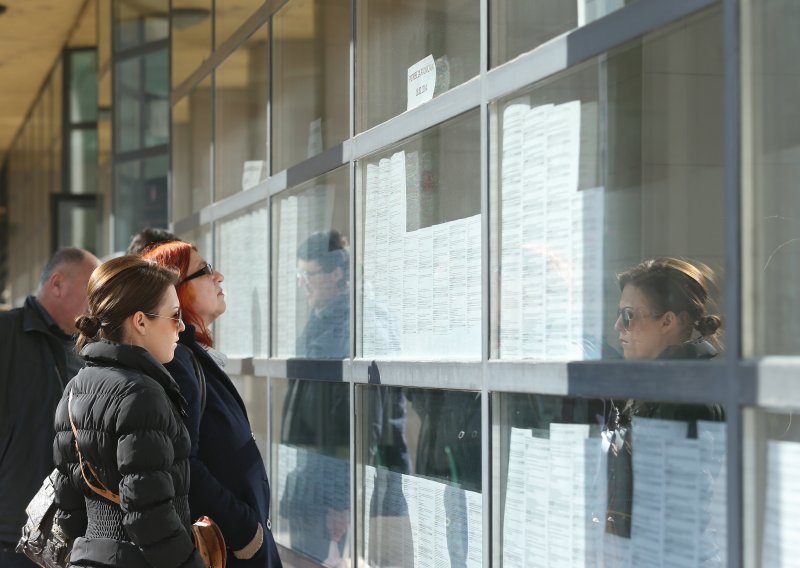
[76,315,102,338]
[696,315,722,337]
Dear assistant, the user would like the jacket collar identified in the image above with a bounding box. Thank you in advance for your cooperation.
[658,339,718,360]
[22,296,58,335]
[81,340,184,401]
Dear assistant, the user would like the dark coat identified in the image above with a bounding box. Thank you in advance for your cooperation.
[0,296,78,544]
[605,339,724,537]
[52,341,203,568]
[165,326,281,568]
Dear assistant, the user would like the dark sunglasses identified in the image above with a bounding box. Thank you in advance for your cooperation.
[617,307,663,331]
[182,263,214,284]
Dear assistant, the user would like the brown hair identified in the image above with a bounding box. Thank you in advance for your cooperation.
[75,256,180,352]
[618,257,722,342]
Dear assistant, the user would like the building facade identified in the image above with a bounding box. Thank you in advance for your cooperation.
[2,0,799,566]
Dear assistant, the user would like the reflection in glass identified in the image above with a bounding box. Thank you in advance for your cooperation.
[113,155,168,251]
[358,112,481,359]
[215,205,268,358]
[493,8,724,361]
[357,0,480,131]
[272,167,350,358]
[114,50,169,153]
[496,393,726,567]
[172,77,212,221]
[273,378,351,564]
[272,0,349,172]
[171,0,212,87]
[491,0,636,67]
[114,0,168,52]
[614,258,722,360]
[743,0,800,356]
[745,409,800,565]
[215,24,269,200]
[359,386,482,568]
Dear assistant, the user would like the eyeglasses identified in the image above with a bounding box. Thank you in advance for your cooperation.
[183,263,214,284]
[144,310,183,328]
[296,268,324,284]
[617,307,664,331]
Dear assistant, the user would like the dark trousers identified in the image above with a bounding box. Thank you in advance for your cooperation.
[0,546,37,568]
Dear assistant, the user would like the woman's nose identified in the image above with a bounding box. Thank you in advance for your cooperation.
[215,268,224,282]
[613,314,623,332]
[179,318,186,332]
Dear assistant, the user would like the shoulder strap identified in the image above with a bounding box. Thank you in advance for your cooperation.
[179,344,206,418]
[68,390,121,505]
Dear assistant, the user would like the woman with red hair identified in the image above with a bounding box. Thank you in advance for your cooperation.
[144,241,282,568]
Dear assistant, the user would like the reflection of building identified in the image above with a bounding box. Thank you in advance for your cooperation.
[0,1,798,567]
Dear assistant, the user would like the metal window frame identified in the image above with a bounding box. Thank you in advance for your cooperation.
[157,0,785,566]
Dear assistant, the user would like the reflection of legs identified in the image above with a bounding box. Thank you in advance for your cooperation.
[369,468,414,567]
[445,484,467,568]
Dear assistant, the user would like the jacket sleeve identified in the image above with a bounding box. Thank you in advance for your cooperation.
[115,386,204,568]
[167,349,260,551]
[52,390,87,540]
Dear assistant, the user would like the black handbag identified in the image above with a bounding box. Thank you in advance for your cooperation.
[16,469,73,568]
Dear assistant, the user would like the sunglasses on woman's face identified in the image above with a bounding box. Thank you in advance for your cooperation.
[617,307,663,331]
[182,263,213,284]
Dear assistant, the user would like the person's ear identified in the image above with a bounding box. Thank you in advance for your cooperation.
[49,272,65,298]
[661,311,679,333]
[130,311,148,337]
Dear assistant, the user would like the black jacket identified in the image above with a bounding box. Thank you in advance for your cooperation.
[165,326,282,568]
[52,341,204,568]
[0,296,79,544]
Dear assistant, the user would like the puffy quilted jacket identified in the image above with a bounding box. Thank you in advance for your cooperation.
[51,340,204,568]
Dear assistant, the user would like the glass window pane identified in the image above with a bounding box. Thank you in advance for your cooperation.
[272,0,349,172]
[171,0,212,87]
[114,0,168,52]
[492,0,637,68]
[69,50,97,123]
[54,196,100,254]
[273,377,351,562]
[177,224,213,264]
[496,392,727,567]
[114,50,169,153]
[69,129,98,194]
[742,1,800,356]
[113,154,168,251]
[356,0,479,132]
[272,167,350,358]
[215,204,268,358]
[492,7,725,361]
[358,385,482,568]
[215,24,269,200]
[172,77,212,221]
[357,111,481,359]
[744,408,800,565]
[215,0,263,48]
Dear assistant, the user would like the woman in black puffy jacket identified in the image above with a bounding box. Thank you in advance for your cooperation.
[51,255,205,568]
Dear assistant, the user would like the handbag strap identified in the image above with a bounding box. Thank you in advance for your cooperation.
[68,389,121,505]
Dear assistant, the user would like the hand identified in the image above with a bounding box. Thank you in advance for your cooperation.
[326,508,349,543]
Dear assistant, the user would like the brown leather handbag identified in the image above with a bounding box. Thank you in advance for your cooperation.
[68,390,226,568]
[192,516,227,568]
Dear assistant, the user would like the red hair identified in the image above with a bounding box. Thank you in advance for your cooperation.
[144,241,214,347]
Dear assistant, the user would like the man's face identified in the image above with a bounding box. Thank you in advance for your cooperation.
[297,259,342,309]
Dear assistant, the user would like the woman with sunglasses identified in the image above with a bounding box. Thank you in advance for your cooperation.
[144,241,282,568]
[604,257,725,556]
[51,256,204,567]
[614,257,722,360]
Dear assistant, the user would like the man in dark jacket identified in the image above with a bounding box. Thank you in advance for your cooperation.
[0,247,99,566]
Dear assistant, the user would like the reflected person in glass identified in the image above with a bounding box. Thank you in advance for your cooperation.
[605,257,725,558]
[144,241,282,568]
[614,257,722,360]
